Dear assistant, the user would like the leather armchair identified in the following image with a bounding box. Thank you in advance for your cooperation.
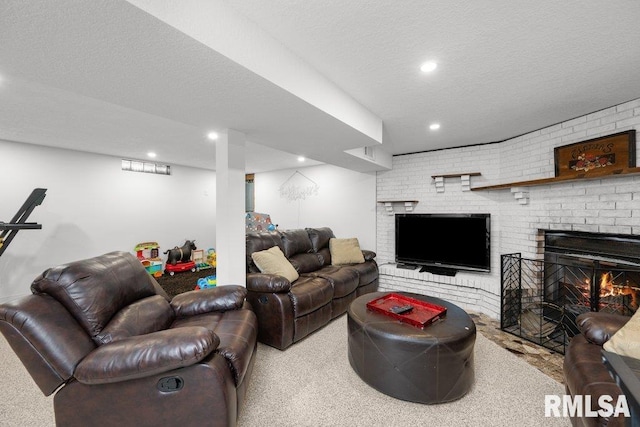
[564,311,630,427]
[0,251,257,427]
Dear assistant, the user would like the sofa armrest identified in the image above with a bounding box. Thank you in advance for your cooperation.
[246,273,291,293]
[577,312,630,345]
[170,285,247,318]
[362,250,376,261]
[74,327,219,384]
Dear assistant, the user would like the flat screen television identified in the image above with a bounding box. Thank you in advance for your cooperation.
[395,213,491,274]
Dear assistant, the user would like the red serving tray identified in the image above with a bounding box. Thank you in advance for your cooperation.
[366,293,447,328]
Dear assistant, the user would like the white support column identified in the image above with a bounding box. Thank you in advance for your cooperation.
[216,130,246,286]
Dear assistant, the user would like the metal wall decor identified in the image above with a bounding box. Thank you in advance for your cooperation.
[279,171,319,201]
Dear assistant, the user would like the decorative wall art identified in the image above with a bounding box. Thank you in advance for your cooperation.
[554,130,636,178]
[279,171,319,202]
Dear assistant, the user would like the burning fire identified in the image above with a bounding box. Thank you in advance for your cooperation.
[570,270,640,314]
[599,272,638,310]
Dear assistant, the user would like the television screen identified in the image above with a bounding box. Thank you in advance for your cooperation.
[395,213,491,273]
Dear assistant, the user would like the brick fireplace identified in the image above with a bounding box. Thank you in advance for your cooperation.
[501,230,640,353]
[377,98,640,320]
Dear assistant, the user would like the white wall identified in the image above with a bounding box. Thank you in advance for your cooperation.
[377,98,640,318]
[0,140,216,301]
[254,164,377,251]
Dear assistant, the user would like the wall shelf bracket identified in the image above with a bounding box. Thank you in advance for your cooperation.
[378,200,419,215]
[431,172,481,193]
[511,187,529,205]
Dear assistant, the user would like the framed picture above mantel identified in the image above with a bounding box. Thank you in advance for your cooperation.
[554,130,636,178]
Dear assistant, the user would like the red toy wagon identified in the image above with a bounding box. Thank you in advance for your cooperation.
[164,260,196,276]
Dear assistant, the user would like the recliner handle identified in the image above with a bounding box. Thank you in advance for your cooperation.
[157,376,184,392]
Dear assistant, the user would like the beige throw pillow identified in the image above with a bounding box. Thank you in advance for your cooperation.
[330,238,365,265]
[603,310,640,358]
[251,246,299,283]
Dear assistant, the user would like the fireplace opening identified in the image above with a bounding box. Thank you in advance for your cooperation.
[501,230,640,354]
[561,267,639,314]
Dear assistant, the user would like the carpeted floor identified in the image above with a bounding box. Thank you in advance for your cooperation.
[238,315,567,426]
[155,268,216,298]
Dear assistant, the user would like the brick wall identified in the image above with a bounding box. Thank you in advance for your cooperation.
[376,98,640,318]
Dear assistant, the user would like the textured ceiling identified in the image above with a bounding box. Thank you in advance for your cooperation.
[2,1,640,173]
[229,0,640,154]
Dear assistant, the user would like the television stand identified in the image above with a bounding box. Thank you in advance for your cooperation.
[419,265,458,276]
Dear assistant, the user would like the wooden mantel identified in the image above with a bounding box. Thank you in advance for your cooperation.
[431,172,482,179]
[472,167,640,191]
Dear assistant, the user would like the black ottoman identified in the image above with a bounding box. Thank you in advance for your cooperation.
[347,291,476,404]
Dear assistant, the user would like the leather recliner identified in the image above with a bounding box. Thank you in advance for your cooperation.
[0,251,257,427]
[563,311,630,427]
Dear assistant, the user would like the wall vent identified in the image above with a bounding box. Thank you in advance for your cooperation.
[364,146,375,160]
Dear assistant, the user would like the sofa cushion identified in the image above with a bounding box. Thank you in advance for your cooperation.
[289,253,323,274]
[281,229,313,258]
[314,266,359,298]
[330,238,365,265]
[603,309,640,357]
[246,231,283,273]
[30,251,157,339]
[172,309,258,387]
[343,261,379,286]
[289,276,333,317]
[316,248,332,266]
[97,295,174,345]
[306,227,335,252]
[251,246,299,283]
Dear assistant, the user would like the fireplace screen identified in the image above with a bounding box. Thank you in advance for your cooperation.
[501,253,640,354]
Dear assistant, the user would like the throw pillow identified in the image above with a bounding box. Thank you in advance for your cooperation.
[603,309,640,358]
[330,238,365,265]
[251,246,299,283]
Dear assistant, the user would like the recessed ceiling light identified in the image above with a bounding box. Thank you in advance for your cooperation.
[207,132,219,141]
[420,61,437,73]
[147,152,157,158]
[297,156,306,162]
[429,123,441,131]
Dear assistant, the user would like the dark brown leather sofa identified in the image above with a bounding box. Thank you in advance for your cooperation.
[245,227,378,350]
[564,311,630,427]
[0,251,257,427]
